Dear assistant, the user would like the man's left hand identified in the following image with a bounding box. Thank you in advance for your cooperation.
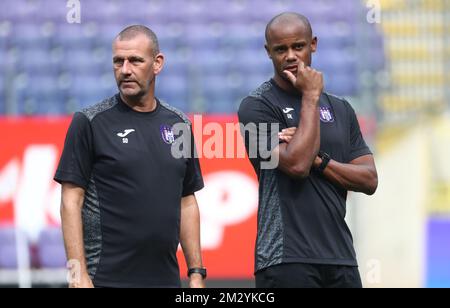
[189,274,205,288]
[280,127,322,168]
[278,127,297,143]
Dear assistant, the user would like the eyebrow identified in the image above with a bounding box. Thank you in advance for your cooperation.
[272,40,308,49]
[113,55,145,62]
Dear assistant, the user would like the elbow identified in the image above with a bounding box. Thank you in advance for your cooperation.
[286,164,311,180]
[364,174,378,196]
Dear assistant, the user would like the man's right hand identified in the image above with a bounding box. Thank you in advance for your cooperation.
[283,61,324,100]
[69,273,94,288]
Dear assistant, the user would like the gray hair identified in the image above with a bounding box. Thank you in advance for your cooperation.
[116,25,160,56]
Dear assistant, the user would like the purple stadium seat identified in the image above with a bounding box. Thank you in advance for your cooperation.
[196,0,249,23]
[10,23,50,48]
[37,0,69,21]
[156,74,189,110]
[0,227,18,269]
[81,0,120,22]
[55,23,98,49]
[64,47,110,73]
[0,75,5,113]
[326,73,359,96]
[37,227,66,268]
[4,0,383,115]
[0,0,37,21]
[19,48,61,73]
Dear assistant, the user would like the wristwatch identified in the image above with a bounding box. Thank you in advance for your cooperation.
[318,151,331,173]
[188,268,207,279]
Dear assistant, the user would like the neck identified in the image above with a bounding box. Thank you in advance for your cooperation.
[120,91,157,113]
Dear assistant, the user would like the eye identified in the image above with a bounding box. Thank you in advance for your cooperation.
[129,57,144,64]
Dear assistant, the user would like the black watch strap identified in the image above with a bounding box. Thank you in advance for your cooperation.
[188,268,207,279]
[318,151,331,173]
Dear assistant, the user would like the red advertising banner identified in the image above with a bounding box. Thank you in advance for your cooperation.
[0,116,258,279]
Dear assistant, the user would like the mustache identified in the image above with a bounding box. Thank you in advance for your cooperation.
[119,78,139,84]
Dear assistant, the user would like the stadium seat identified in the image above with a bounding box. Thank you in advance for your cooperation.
[221,23,265,50]
[81,0,120,22]
[55,23,97,50]
[66,73,116,110]
[2,0,385,115]
[63,47,110,73]
[192,49,233,74]
[314,21,355,48]
[0,0,36,21]
[230,49,271,75]
[325,73,359,97]
[200,73,244,113]
[10,23,50,48]
[36,0,69,21]
[184,23,223,49]
[0,75,5,114]
[201,0,249,22]
[0,227,18,269]
[19,48,61,74]
[156,74,190,111]
[37,227,66,268]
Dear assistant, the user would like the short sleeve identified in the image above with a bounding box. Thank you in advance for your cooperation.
[182,126,204,197]
[238,97,286,172]
[54,112,94,190]
[346,102,372,162]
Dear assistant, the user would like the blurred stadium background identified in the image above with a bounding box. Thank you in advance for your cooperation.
[0,0,449,288]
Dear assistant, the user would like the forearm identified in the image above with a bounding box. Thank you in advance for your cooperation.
[180,196,203,269]
[60,184,93,288]
[316,157,378,195]
[61,202,88,274]
[281,96,320,176]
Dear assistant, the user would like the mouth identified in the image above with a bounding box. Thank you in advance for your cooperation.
[284,65,298,72]
[120,80,138,88]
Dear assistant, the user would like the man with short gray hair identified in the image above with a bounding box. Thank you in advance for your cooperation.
[55,25,206,288]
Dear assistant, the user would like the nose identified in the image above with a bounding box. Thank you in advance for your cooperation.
[286,48,297,62]
[121,59,132,75]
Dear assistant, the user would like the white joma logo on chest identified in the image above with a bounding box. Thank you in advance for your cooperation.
[117,129,135,138]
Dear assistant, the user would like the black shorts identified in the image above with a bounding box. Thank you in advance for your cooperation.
[255,263,362,288]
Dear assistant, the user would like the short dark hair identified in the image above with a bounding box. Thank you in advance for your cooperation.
[265,12,313,43]
[116,25,160,56]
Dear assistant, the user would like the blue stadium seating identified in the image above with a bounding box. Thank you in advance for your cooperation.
[0,0,384,115]
[0,227,18,269]
[0,50,6,98]
[37,227,66,268]
[10,23,47,48]
[19,48,61,74]
[157,74,190,111]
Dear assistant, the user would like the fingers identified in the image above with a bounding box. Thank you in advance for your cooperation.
[279,134,292,143]
[279,127,297,143]
[283,70,297,85]
[282,128,296,135]
[298,60,305,72]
